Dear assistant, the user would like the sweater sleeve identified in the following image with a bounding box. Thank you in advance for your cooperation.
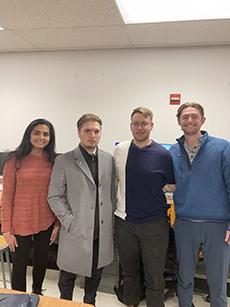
[1,159,16,233]
[165,153,176,184]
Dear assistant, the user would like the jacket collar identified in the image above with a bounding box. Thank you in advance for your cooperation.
[177,130,208,147]
[72,145,103,185]
[72,146,95,185]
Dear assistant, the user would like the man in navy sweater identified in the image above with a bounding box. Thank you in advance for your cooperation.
[114,106,175,307]
[170,102,230,307]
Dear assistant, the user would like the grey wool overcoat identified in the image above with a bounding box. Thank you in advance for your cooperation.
[48,146,115,277]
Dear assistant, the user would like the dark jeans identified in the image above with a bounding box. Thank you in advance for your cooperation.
[58,239,103,305]
[11,225,53,293]
[115,216,169,307]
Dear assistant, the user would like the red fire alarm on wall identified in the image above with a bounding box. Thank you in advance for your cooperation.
[170,93,181,105]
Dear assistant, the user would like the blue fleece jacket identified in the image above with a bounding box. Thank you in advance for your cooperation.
[170,131,230,223]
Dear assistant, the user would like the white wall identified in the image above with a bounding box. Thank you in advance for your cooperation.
[1,46,230,153]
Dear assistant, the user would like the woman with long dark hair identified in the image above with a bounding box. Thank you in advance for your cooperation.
[1,118,59,294]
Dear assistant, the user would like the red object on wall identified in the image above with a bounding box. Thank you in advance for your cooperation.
[170,94,181,105]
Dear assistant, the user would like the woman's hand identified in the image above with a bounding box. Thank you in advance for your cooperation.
[3,232,18,252]
[49,223,60,245]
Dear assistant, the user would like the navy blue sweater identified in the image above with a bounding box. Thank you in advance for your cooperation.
[125,141,175,223]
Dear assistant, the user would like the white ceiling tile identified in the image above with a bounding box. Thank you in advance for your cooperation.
[0,29,37,51]
[126,20,230,47]
[13,26,130,50]
[0,0,124,29]
[0,1,229,52]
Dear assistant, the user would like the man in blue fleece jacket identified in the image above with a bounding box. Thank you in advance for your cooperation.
[170,102,230,307]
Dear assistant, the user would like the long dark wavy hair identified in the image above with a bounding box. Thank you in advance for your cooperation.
[7,118,56,168]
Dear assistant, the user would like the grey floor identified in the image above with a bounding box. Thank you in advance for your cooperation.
[14,267,229,306]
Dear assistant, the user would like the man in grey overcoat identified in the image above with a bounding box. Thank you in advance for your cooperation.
[48,113,115,306]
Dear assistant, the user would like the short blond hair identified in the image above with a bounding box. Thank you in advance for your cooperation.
[131,106,153,120]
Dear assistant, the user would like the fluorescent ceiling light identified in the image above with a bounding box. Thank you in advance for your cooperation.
[0,25,6,30]
[116,0,230,24]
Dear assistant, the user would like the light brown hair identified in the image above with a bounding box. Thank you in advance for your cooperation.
[176,102,204,119]
[77,113,102,129]
[131,106,153,120]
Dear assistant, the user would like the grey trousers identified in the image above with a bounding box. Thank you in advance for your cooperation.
[174,220,230,307]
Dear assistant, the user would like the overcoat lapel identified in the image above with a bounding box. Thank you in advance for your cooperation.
[73,147,95,185]
[98,149,103,184]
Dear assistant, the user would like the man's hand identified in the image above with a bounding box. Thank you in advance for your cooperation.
[224,230,230,245]
[163,184,176,192]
